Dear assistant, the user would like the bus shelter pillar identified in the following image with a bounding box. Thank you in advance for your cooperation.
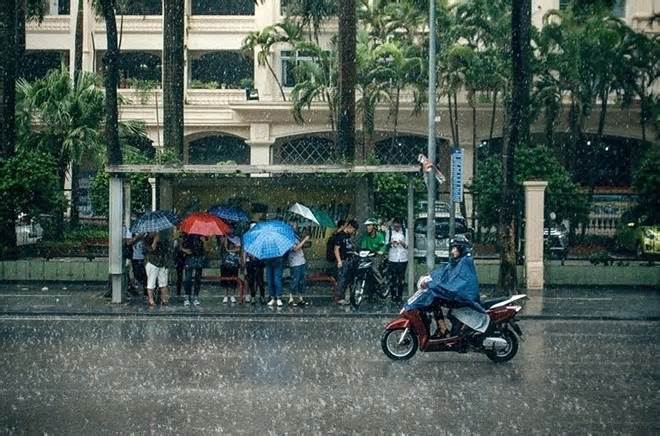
[109,176,124,303]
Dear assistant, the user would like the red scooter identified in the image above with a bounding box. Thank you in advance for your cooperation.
[381,294,526,362]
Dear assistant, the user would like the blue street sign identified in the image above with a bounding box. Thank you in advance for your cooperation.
[451,147,464,202]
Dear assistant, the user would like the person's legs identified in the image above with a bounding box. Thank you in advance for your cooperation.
[184,266,193,300]
[391,261,406,301]
[256,265,265,299]
[247,264,257,299]
[192,268,202,298]
[133,260,147,293]
[158,267,169,305]
[145,262,158,306]
[175,264,184,296]
[265,262,275,300]
[336,263,350,302]
[273,259,284,300]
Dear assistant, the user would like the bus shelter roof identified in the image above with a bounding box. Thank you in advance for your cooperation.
[106,164,420,175]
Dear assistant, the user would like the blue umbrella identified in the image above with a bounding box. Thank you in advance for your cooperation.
[243,220,297,260]
[207,205,250,223]
[131,210,177,234]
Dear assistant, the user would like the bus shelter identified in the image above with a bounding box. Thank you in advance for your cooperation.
[105,164,420,303]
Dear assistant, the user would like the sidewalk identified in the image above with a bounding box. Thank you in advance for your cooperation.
[0,282,657,320]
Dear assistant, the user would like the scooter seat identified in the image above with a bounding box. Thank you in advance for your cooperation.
[481,297,510,309]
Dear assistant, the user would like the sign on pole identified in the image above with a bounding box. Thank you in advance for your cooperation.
[451,148,464,202]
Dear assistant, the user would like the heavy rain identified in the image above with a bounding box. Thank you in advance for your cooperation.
[0,0,658,434]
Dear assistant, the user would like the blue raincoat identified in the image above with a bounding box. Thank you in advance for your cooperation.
[404,253,485,314]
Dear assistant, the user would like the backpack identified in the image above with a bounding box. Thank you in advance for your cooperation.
[325,234,337,262]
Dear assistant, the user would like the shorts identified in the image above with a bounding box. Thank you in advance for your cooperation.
[146,262,169,289]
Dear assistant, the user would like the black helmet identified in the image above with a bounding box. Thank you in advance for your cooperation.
[449,235,471,257]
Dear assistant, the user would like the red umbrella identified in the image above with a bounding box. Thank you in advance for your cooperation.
[179,212,230,236]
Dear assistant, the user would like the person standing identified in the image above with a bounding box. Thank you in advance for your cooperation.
[173,230,186,296]
[144,231,173,306]
[334,219,358,305]
[181,233,206,307]
[220,229,242,304]
[288,223,310,306]
[386,218,408,303]
[244,222,265,304]
[128,232,147,296]
[265,255,285,307]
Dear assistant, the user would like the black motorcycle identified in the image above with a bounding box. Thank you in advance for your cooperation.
[348,250,390,308]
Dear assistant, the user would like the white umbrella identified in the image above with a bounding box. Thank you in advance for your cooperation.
[288,202,320,225]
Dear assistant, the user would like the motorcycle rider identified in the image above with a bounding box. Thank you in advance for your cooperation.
[359,218,387,286]
[404,236,487,340]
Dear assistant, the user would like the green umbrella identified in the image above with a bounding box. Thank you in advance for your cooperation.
[310,208,336,228]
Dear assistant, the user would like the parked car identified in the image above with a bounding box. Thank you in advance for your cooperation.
[617,220,660,260]
[414,203,471,260]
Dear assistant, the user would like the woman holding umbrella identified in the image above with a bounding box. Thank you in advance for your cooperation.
[181,233,206,307]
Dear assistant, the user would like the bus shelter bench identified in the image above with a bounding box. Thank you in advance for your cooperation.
[203,276,246,303]
[306,273,337,299]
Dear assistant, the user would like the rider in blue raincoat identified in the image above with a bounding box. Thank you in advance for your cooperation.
[404,236,487,337]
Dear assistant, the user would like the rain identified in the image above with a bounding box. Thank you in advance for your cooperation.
[1,0,659,434]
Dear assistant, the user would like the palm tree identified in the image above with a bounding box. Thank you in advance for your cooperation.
[337,0,357,162]
[242,19,304,102]
[283,0,337,43]
[290,40,337,130]
[17,67,145,234]
[97,0,122,166]
[163,0,184,161]
[498,0,531,293]
[1,0,17,161]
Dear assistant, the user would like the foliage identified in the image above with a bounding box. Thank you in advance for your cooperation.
[373,173,425,221]
[632,146,660,223]
[90,153,152,218]
[0,151,65,239]
[470,146,588,230]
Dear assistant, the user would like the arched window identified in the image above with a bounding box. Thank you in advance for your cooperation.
[187,134,249,164]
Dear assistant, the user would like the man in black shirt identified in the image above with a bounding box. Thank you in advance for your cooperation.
[334,219,358,305]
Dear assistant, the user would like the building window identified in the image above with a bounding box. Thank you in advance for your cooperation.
[45,0,70,15]
[21,51,69,82]
[116,0,161,15]
[281,50,322,87]
[189,51,253,89]
[191,0,255,15]
[96,51,161,88]
[612,0,625,18]
[274,136,338,165]
[188,135,250,165]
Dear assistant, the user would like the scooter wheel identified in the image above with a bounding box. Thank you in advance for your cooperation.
[381,328,418,360]
[485,329,519,363]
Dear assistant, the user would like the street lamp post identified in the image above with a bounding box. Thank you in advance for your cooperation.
[426,0,437,271]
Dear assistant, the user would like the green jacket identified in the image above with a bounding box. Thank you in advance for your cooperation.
[360,231,386,254]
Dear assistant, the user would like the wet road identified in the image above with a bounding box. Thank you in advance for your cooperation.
[0,317,657,434]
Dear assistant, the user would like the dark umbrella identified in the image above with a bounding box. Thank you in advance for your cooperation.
[131,210,178,234]
[207,205,250,223]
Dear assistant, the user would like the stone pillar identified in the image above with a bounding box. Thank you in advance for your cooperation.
[148,177,157,211]
[81,0,95,72]
[523,181,548,290]
[109,176,124,303]
[248,123,273,177]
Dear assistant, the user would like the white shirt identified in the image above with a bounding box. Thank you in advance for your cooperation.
[387,229,408,263]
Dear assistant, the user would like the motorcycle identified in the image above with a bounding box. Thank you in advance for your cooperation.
[381,294,526,362]
[348,250,390,308]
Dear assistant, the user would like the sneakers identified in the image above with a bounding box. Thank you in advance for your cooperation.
[183,298,190,308]
[267,298,275,306]
[276,299,283,307]
[288,294,295,305]
[337,299,349,305]
[230,296,237,304]
[245,294,252,303]
[223,296,229,304]
[193,299,200,307]
[259,296,267,305]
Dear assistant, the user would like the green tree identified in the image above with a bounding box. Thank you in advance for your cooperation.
[163,0,184,161]
[337,0,357,162]
[282,0,337,43]
[0,150,64,254]
[16,67,145,235]
[470,146,588,237]
[632,147,660,224]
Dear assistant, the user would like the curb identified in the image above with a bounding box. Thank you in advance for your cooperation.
[0,310,657,322]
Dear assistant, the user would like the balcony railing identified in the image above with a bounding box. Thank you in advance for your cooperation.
[188,16,256,33]
[95,16,163,33]
[27,16,71,33]
[186,89,247,105]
